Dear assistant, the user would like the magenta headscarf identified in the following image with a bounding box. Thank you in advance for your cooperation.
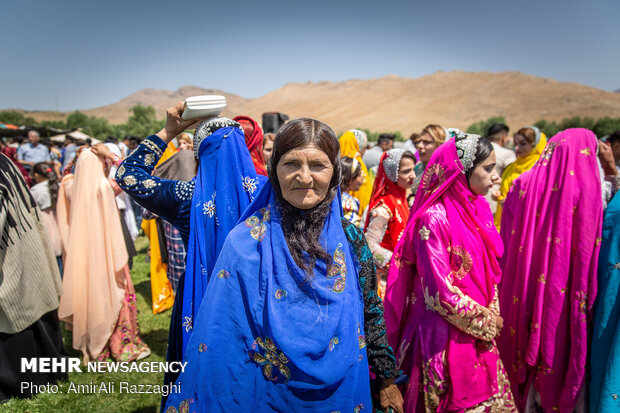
[384,135,504,406]
[497,128,603,412]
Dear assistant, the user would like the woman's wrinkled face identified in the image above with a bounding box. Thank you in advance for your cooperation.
[263,139,274,163]
[276,143,334,209]
[415,132,438,164]
[396,156,416,189]
[514,134,533,158]
[468,151,500,196]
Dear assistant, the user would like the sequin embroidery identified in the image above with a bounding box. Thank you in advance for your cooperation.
[242,176,258,195]
[447,245,473,280]
[203,198,216,218]
[422,163,446,195]
[359,335,366,349]
[182,316,192,333]
[144,153,156,166]
[178,398,193,413]
[123,175,137,186]
[540,142,558,166]
[274,289,288,299]
[326,243,346,293]
[143,179,156,189]
[419,226,430,241]
[328,337,339,351]
[174,180,195,201]
[245,207,270,241]
[249,337,291,383]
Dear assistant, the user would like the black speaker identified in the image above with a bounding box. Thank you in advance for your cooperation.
[262,112,289,134]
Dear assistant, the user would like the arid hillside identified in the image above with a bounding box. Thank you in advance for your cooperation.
[11,72,620,134]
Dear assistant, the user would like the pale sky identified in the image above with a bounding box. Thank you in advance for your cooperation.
[2,0,618,111]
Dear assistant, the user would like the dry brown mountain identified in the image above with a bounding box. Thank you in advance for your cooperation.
[13,72,620,134]
[82,86,247,124]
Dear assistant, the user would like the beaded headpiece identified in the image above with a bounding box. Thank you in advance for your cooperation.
[193,118,242,159]
[350,129,368,149]
[383,148,406,183]
[453,129,481,173]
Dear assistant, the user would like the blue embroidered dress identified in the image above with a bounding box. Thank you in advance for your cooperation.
[590,192,620,413]
[164,181,399,412]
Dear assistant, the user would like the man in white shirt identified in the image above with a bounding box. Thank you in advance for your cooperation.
[485,123,516,214]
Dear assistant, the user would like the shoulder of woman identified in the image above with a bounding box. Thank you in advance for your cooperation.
[371,200,392,219]
[341,218,373,262]
[341,217,363,240]
[502,161,516,178]
[415,203,450,238]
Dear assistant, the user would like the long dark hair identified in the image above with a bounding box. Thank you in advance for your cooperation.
[32,162,59,209]
[267,118,342,277]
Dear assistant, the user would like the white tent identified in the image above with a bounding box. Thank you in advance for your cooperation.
[50,129,101,144]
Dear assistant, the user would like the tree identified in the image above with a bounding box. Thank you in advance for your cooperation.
[65,111,89,129]
[86,116,115,138]
[532,119,561,137]
[0,110,36,126]
[39,120,67,129]
[466,116,507,136]
[593,117,620,138]
[121,105,164,138]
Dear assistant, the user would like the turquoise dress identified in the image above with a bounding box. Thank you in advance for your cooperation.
[590,192,620,412]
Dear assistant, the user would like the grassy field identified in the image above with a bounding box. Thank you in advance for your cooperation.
[2,236,172,413]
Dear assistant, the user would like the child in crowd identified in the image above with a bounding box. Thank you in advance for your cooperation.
[340,156,364,227]
[30,162,63,275]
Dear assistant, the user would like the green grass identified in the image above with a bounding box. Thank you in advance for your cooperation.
[2,236,172,413]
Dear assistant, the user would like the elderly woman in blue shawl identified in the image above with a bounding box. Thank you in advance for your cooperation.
[113,103,264,407]
[164,118,403,412]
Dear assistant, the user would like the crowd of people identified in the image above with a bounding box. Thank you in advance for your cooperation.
[1,101,620,412]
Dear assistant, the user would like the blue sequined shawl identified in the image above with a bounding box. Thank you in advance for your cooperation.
[180,126,265,355]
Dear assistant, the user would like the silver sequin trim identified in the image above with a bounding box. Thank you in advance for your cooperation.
[383,148,406,183]
[117,165,126,177]
[143,179,157,189]
[193,118,242,159]
[174,180,195,201]
[145,153,156,167]
[123,175,137,186]
[142,139,163,157]
[454,130,481,172]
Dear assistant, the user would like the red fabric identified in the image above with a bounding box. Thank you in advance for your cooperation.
[233,116,267,176]
[1,146,31,186]
[364,151,410,252]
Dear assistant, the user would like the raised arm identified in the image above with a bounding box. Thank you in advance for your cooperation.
[113,102,207,239]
